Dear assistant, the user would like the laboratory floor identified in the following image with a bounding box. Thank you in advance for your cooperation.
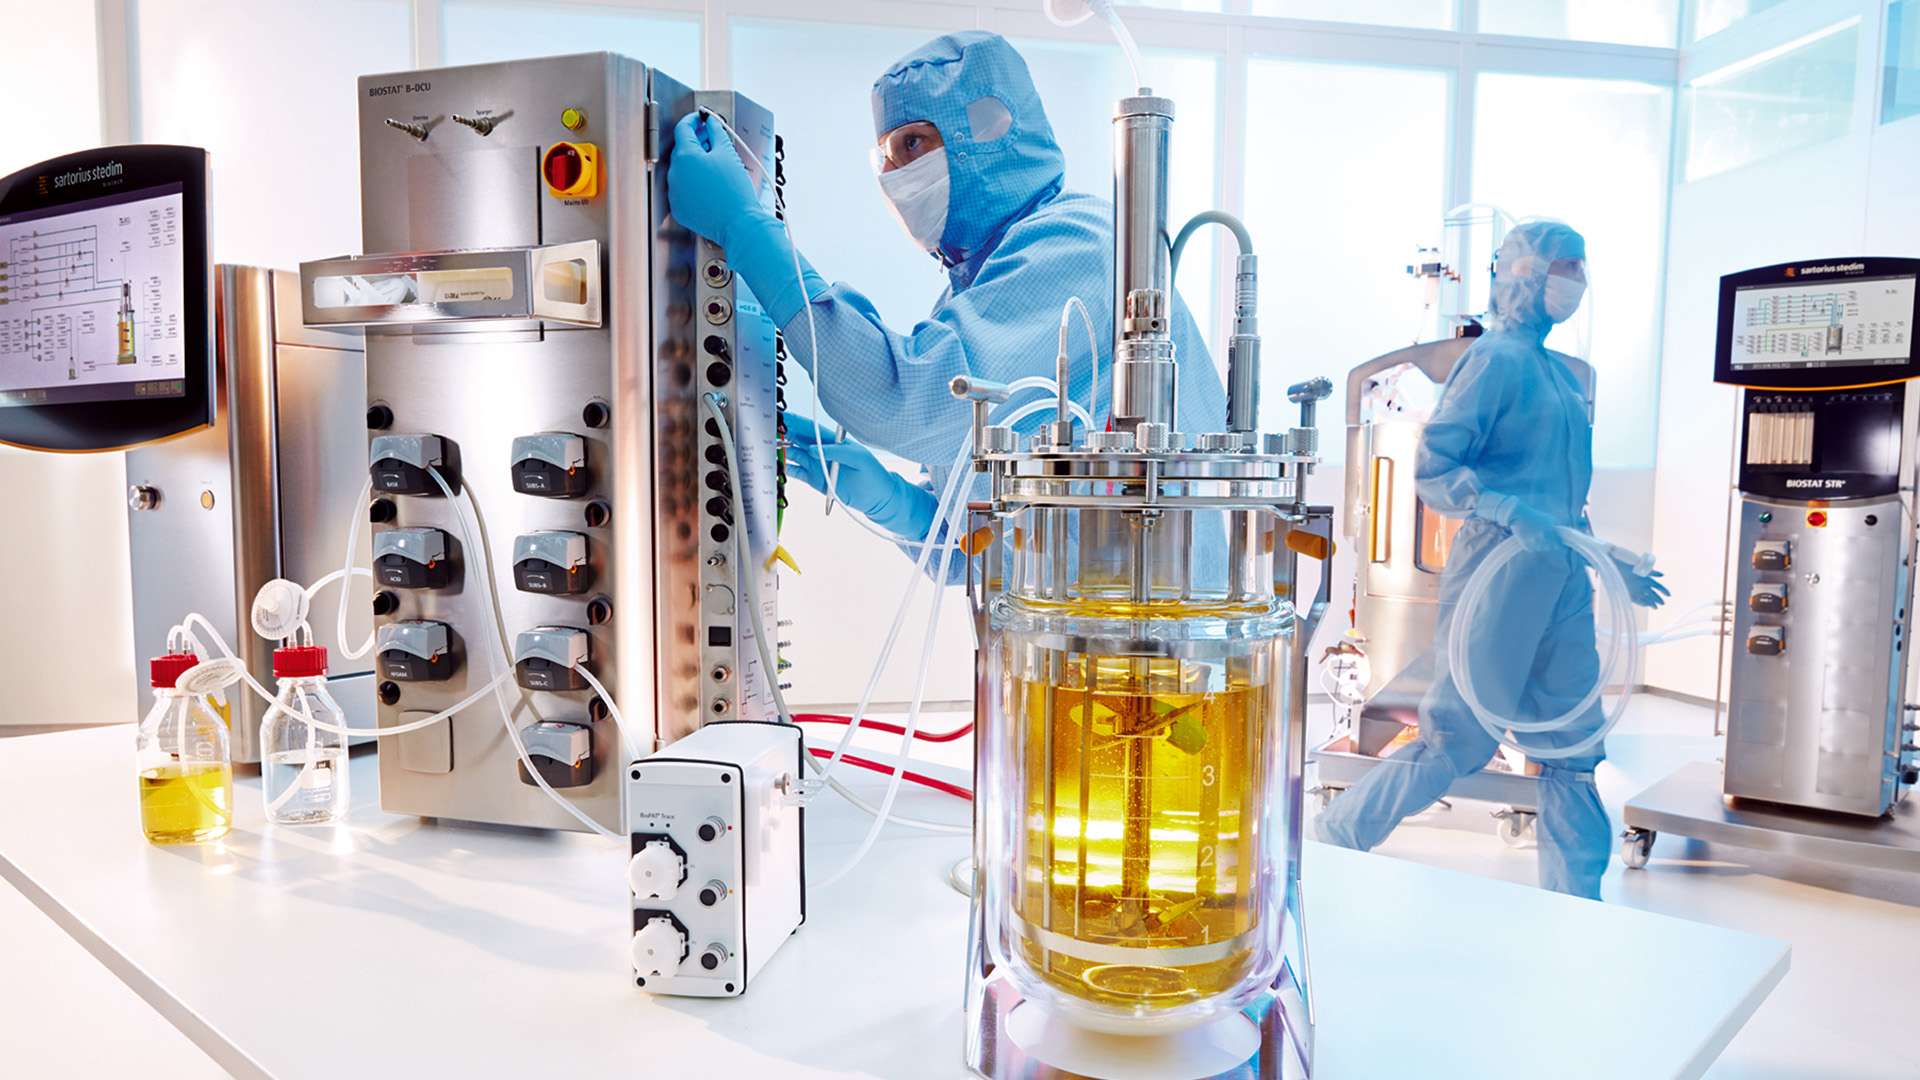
[2,698,1916,1080]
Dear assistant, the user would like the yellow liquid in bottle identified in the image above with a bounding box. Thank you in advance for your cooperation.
[139,762,233,844]
[1009,644,1270,1012]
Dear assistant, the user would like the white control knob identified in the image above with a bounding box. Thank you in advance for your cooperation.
[631,917,686,977]
[628,840,684,901]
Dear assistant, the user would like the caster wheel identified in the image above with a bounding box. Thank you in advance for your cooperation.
[1495,809,1535,848]
[1621,828,1656,870]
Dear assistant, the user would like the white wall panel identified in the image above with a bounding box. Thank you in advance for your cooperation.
[0,0,127,729]
[0,1,100,176]
[443,1,700,79]
[1643,1,1881,702]
[1473,72,1674,472]
[136,0,413,271]
[1243,58,1453,450]
[729,18,976,707]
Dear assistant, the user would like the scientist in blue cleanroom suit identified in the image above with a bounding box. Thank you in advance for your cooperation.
[1314,221,1667,901]
[665,31,1227,574]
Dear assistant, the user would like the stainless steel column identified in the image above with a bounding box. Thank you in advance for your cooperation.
[1110,94,1177,433]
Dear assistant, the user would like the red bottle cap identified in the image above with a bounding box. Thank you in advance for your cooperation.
[149,653,200,689]
[273,645,329,679]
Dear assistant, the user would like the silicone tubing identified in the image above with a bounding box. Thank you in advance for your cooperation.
[704,395,971,838]
[430,467,621,839]
[1447,526,1635,760]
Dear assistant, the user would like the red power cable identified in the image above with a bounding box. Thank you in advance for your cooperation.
[808,747,972,801]
[794,712,973,743]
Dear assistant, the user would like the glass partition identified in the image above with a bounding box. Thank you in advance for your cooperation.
[1014,41,1223,362]
[444,1,700,78]
[1475,72,1674,469]
[137,0,411,271]
[1886,0,1920,125]
[0,4,99,175]
[1242,59,1454,452]
[1250,0,1455,30]
[728,18,957,351]
[1481,0,1681,48]
[1682,18,1859,181]
[1686,0,1798,43]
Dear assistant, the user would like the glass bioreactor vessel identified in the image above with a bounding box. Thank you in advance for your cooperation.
[960,72,1326,1080]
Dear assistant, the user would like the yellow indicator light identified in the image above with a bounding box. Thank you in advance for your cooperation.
[561,107,586,131]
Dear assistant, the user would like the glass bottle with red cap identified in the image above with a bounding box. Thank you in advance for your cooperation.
[262,640,350,825]
[136,651,233,844]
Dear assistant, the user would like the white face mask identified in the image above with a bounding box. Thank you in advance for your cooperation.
[873,148,950,254]
[1543,274,1586,323]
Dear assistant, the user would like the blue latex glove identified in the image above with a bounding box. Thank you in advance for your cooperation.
[783,412,936,539]
[666,112,810,324]
[1614,560,1669,608]
[1506,501,1564,553]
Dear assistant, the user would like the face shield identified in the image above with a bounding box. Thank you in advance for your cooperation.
[1498,246,1594,361]
[874,119,943,172]
[870,120,951,254]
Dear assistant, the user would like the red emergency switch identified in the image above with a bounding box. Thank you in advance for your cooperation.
[544,142,598,198]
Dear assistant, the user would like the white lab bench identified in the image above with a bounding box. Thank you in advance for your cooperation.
[0,725,1786,1079]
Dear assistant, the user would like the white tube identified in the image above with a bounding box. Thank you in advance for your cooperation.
[337,479,377,660]
[807,378,1088,552]
[1597,599,1729,647]
[260,670,516,738]
[176,611,507,739]
[703,396,969,835]
[693,106,835,520]
[1448,527,1635,760]
[709,391,965,778]
[429,468,621,840]
[1081,0,1147,93]
[574,663,642,762]
[1646,599,1726,627]
[180,475,621,836]
[811,436,974,783]
[1059,297,1102,426]
[1639,622,1728,641]
[711,113,1093,527]
[180,612,281,712]
[304,566,373,599]
[710,99,1075,537]
[799,752,971,834]
[813,468,968,887]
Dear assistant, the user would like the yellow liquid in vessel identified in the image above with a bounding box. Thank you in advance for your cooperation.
[1008,644,1271,1012]
[139,762,232,844]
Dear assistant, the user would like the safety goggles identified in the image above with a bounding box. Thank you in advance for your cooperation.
[874,120,943,173]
